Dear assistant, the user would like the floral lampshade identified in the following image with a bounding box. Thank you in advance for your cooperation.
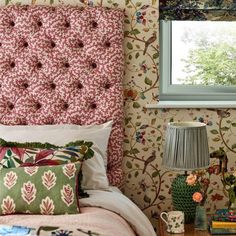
[162,122,210,223]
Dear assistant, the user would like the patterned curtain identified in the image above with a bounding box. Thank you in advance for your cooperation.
[159,0,236,20]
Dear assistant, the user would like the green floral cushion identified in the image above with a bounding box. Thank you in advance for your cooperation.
[0,163,81,215]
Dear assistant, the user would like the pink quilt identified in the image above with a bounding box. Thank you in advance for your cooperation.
[0,189,157,236]
[0,207,136,236]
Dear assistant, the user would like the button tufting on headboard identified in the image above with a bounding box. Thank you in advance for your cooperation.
[36,62,42,68]
[64,62,70,68]
[10,21,15,27]
[20,119,27,125]
[50,41,56,48]
[35,102,41,110]
[105,41,111,47]
[50,83,56,89]
[22,5,29,10]
[0,5,125,187]
[90,103,97,109]
[10,62,15,68]
[46,117,54,125]
[90,62,97,69]
[8,103,14,110]
[104,83,111,89]
[91,20,98,28]
[64,21,70,28]
[63,103,69,110]
[77,82,83,89]
[23,42,28,48]
[77,41,84,48]
[22,83,29,89]
[37,21,42,27]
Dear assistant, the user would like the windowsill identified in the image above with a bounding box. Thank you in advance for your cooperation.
[146,101,236,108]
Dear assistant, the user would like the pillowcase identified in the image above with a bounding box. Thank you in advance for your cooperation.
[0,121,113,168]
[81,145,109,190]
[0,141,94,168]
[0,140,110,191]
[0,163,80,215]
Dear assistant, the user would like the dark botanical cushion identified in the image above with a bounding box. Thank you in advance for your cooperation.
[0,163,81,215]
[0,139,94,168]
[0,140,94,197]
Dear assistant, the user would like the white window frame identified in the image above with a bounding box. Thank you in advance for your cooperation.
[153,20,236,108]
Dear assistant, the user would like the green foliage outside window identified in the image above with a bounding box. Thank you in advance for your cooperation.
[177,23,236,86]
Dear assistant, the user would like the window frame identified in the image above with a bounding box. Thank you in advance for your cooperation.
[160,20,236,102]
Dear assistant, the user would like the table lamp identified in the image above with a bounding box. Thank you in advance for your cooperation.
[162,122,210,223]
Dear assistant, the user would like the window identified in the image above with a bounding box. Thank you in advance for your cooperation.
[160,20,236,103]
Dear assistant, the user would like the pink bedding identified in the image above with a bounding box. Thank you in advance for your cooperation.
[0,207,136,236]
[0,189,157,236]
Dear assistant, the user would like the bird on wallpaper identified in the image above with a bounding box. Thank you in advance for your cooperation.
[208,109,230,118]
[210,147,228,173]
[143,32,157,55]
[143,150,156,174]
[216,109,230,118]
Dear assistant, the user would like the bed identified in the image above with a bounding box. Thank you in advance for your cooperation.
[0,4,156,236]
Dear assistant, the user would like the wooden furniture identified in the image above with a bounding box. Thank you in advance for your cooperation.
[158,218,211,236]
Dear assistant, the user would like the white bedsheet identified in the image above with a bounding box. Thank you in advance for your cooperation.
[81,188,156,236]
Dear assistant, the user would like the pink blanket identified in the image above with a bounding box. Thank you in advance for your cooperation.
[0,189,156,236]
[0,207,136,236]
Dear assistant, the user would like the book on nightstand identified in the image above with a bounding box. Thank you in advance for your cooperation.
[211,208,236,222]
[0,225,36,236]
[209,209,236,235]
[212,220,236,228]
[209,226,236,235]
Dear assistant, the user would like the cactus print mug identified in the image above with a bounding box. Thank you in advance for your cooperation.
[160,211,184,233]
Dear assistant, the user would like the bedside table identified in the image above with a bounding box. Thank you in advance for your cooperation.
[158,219,211,236]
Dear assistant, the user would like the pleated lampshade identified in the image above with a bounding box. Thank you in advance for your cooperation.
[163,122,209,170]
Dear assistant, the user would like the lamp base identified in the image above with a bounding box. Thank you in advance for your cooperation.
[172,175,201,224]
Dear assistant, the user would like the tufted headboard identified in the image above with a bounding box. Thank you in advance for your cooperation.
[0,5,124,186]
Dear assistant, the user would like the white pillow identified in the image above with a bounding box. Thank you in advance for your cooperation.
[0,121,112,167]
[83,145,109,190]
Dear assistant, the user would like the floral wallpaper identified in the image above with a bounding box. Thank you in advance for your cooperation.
[124,0,236,229]
[2,0,236,231]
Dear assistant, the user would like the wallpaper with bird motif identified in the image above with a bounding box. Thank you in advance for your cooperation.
[1,0,236,231]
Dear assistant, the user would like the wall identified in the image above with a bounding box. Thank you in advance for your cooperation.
[121,0,235,228]
[1,0,235,230]
[122,0,231,228]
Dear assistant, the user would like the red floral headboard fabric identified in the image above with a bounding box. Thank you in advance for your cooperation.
[0,5,124,186]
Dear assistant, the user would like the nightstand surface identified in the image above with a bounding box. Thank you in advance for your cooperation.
[159,219,211,236]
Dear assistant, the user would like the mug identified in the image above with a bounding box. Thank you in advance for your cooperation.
[160,211,184,234]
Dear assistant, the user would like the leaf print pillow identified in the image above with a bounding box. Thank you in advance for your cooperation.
[0,163,81,215]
